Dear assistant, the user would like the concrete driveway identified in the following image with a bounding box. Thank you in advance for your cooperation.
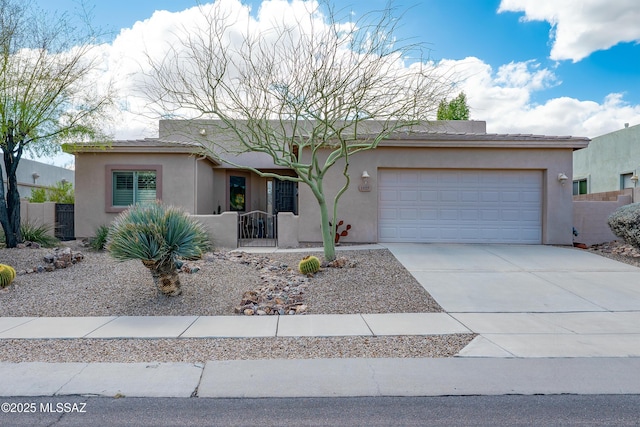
[383,243,640,358]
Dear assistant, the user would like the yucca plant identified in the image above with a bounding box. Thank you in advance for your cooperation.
[107,202,210,296]
[89,225,110,251]
[20,221,59,248]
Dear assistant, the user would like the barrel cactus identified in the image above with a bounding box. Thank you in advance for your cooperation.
[107,201,210,296]
[0,264,16,288]
[299,255,321,275]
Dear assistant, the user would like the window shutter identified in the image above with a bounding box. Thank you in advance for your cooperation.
[112,170,157,207]
[136,171,157,204]
[113,172,134,206]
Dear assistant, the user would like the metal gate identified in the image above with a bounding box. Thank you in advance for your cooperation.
[238,210,277,247]
[55,203,75,241]
[274,180,298,214]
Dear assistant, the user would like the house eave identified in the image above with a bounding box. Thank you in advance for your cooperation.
[62,139,221,166]
[376,133,591,150]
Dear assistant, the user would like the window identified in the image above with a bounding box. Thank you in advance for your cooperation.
[573,179,587,195]
[229,175,246,211]
[106,165,162,213]
[112,171,157,206]
[621,173,636,190]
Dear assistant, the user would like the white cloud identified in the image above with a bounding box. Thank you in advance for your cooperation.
[448,57,640,137]
[498,0,640,62]
[59,0,640,156]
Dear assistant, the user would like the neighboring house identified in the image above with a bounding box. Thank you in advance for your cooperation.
[573,123,640,195]
[64,120,589,246]
[0,157,74,199]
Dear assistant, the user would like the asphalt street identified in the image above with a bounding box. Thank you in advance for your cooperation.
[2,395,640,426]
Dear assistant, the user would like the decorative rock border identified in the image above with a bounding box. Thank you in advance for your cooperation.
[17,247,84,275]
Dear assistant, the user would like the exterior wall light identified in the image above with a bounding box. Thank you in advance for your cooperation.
[32,172,40,183]
[557,173,568,185]
[359,170,371,192]
[631,175,639,186]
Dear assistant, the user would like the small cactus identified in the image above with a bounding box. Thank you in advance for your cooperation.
[298,255,320,275]
[0,264,16,288]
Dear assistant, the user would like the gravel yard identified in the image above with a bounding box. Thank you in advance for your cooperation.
[0,243,441,316]
[0,242,474,362]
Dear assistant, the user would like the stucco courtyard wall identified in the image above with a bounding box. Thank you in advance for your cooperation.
[297,145,576,245]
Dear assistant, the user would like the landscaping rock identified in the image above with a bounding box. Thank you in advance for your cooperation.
[15,247,85,275]
[220,251,311,316]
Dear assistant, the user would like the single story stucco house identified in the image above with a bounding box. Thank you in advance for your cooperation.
[63,120,589,248]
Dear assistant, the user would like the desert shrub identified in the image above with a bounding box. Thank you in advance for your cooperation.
[608,203,640,249]
[28,181,74,204]
[107,201,210,296]
[89,225,109,251]
[28,187,47,203]
[20,221,59,248]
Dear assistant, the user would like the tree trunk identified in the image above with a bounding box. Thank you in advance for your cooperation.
[142,259,182,296]
[317,198,336,261]
[1,143,22,248]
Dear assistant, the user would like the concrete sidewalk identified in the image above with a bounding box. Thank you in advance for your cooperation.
[4,358,640,398]
[2,243,640,397]
[0,313,469,339]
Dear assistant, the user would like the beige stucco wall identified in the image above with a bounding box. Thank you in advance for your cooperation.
[192,212,238,249]
[74,152,201,237]
[297,146,576,245]
[196,158,215,214]
[573,194,632,246]
[19,200,56,237]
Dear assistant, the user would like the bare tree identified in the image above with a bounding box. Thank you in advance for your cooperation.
[0,0,115,247]
[143,1,451,260]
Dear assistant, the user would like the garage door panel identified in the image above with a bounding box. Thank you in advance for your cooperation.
[481,210,500,221]
[379,208,397,220]
[481,191,500,202]
[420,209,438,220]
[420,190,438,201]
[440,171,460,184]
[379,169,542,244]
[379,189,398,202]
[501,210,520,221]
[398,172,419,184]
[502,191,521,202]
[521,210,541,221]
[460,210,479,221]
[399,208,418,220]
[397,227,419,238]
[440,209,459,220]
[522,191,540,202]
[440,191,459,202]
[419,228,440,239]
[461,191,479,202]
[399,190,418,201]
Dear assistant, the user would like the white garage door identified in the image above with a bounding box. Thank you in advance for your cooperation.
[378,169,542,243]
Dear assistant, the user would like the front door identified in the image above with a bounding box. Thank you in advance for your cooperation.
[273,179,297,214]
[227,172,251,212]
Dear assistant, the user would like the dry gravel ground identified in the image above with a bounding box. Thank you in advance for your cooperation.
[0,243,441,316]
[0,242,473,362]
[0,335,473,363]
[585,240,640,268]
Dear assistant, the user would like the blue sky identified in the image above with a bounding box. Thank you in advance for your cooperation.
[34,0,640,165]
